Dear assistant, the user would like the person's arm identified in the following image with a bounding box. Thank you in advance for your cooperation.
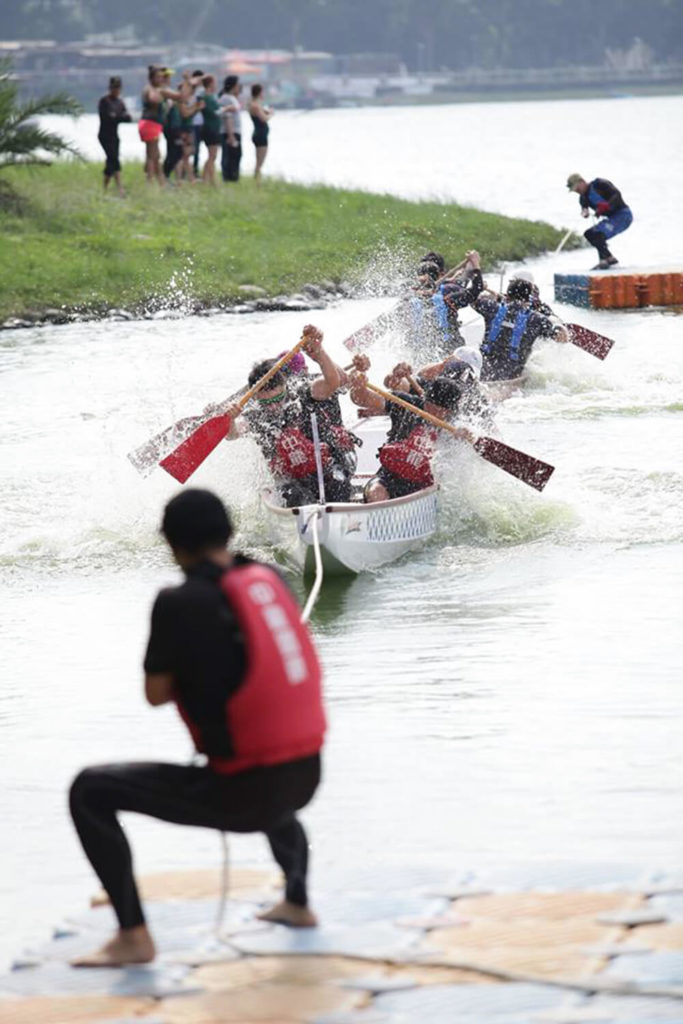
[414,358,449,382]
[348,371,387,415]
[119,102,132,124]
[303,325,342,399]
[222,97,237,145]
[143,592,178,707]
[160,87,182,101]
[145,673,175,706]
[537,313,569,344]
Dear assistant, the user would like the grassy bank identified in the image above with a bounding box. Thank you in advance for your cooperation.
[0,162,569,322]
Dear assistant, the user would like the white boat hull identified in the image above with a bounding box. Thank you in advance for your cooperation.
[263,486,439,575]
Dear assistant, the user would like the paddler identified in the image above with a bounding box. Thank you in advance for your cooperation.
[473,275,569,382]
[407,250,483,355]
[221,325,359,506]
[69,489,325,967]
[349,366,473,502]
[386,347,496,432]
[566,172,633,270]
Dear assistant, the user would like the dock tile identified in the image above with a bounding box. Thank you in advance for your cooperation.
[308,890,447,928]
[458,891,638,921]
[0,961,197,999]
[477,864,645,892]
[372,981,565,1021]
[192,955,373,991]
[91,867,277,906]
[627,923,683,951]
[649,896,683,922]
[605,951,683,985]
[596,910,668,928]
[0,996,154,1024]
[153,979,363,1023]
[339,974,418,994]
[229,920,418,960]
[578,993,683,1020]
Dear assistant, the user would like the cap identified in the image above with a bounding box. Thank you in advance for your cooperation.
[566,173,583,190]
[161,489,232,553]
[452,346,483,377]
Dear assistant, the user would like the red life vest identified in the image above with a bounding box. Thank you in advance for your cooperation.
[176,563,326,774]
[378,425,437,485]
[270,426,331,479]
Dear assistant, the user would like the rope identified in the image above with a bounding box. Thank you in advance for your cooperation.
[300,510,324,624]
[214,831,230,937]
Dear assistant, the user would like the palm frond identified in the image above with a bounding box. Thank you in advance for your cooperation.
[0,58,83,169]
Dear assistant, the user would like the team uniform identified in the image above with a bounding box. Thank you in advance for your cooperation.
[70,557,325,931]
[474,294,561,382]
[408,269,483,356]
[368,392,440,500]
[246,385,359,507]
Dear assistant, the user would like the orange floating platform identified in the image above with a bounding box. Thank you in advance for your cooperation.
[554,268,683,310]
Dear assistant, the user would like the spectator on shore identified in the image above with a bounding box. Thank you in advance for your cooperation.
[139,65,181,185]
[178,70,203,182]
[198,74,222,186]
[191,70,205,177]
[219,75,243,182]
[161,69,183,183]
[248,83,273,182]
[97,76,131,196]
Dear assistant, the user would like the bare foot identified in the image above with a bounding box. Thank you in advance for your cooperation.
[71,925,156,967]
[257,900,318,928]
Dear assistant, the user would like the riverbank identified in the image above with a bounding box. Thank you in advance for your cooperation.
[0,163,569,326]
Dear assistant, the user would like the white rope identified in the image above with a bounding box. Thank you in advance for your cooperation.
[214,831,230,937]
[300,510,324,624]
[554,227,574,254]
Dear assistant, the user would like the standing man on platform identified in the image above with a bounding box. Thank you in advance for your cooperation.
[69,489,325,966]
[567,173,633,270]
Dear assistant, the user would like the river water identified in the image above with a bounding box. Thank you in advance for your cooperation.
[2,96,682,968]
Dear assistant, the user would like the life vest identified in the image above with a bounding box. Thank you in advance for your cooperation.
[175,563,325,774]
[431,286,452,348]
[481,303,531,364]
[379,425,437,485]
[270,426,331,479]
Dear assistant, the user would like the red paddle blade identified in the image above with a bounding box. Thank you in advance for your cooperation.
[159,414,231,483]
[566,323,615,360]
[474,436,555,492]
[343,307,398,351]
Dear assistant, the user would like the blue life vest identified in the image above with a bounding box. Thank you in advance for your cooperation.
[431,286,451,346]
[482,303,531,363]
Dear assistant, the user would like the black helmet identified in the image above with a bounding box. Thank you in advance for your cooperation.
[424,376,462,412]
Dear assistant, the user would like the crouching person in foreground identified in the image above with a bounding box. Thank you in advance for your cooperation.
[69,489,325,967]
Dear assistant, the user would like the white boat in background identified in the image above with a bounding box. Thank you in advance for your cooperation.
[262,416,439,576]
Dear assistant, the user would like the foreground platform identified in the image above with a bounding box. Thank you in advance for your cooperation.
[554,268,683,309]
[2,864,682,1023]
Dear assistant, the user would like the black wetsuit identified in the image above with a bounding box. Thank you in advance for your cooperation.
[97,94,131,178]
[163,103,183,179]
[474,293,560,382]
[580,178,633,262]
[246,385,356,507]
[69,557,320,931]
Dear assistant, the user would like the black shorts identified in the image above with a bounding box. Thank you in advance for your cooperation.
[201,127,222,147]
[368,468,424,500]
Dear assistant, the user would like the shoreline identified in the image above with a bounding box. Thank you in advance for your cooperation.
[0,165,572,329]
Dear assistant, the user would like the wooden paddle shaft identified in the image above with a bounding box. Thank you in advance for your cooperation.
[236,336,307,410]
[366,381,470,441]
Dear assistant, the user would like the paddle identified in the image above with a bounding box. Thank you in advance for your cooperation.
[366,382,555,492]
[159,337,308,484]
[343,258,471,352]
[127,386,248,477]
[565,323,614,360]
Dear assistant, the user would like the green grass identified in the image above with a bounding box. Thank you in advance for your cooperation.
[0,162,570,321]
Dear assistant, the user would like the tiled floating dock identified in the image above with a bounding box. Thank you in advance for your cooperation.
[554,269,683,309]
[2,865,683,1023]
